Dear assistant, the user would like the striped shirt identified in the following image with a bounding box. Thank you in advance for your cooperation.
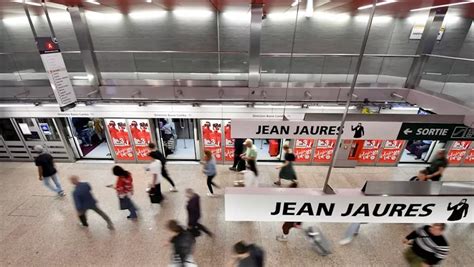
[406,225,449,265]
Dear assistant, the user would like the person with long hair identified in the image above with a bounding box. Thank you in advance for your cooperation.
[201,150,219,197]
[109,165,138,220]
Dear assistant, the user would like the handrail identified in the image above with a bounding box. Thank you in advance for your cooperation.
[424,54,474,62]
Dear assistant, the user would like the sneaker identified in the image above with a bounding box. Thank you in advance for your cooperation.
[58,191,66,197]
[107,224,115,230]
[207,193,215,197]
[78,223,88,228]
[276,235,288,242]
[229,167,237,171]
[339,237,353,246]
[169,187,178,192]
[273,181,281,186]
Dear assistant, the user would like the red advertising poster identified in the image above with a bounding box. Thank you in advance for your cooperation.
[129,119,152,161]
[201,120,222,160]
[378,140,404,164]
[447,141,472,164]
[224,120,234,161]
[313,139,336,164]
[464,149,474,165]
[294,139,314,162]
[358,140,382,164]
[105,119,134,161]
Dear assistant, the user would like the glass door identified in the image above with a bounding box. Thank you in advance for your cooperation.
[0,118,24,160]
[157,118,197,160]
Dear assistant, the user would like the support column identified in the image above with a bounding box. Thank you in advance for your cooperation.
[248,4,263,88]
[68,6,102,89]
[405,8,447,89]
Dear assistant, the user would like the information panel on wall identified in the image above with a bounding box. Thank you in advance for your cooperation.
[36,37,77,111]
[105,119,134,161]
[225,188,473,224]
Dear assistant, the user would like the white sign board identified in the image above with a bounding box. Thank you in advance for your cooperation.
[225,188,473,223]
[409,23,445,40]
[18,123,31,135]
[231,120,402,140]
[40,52,77,111]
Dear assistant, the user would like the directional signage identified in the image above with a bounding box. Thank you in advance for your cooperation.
[397,123,473,141]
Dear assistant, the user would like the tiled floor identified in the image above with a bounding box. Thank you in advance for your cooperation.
[0,161,472,266]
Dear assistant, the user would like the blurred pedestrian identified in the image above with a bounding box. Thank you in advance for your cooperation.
[231,241,265,267]
[276,222,302,242]
[410,169,430,181]
[148,143,177,192]
[403,223,449,266]
[146,152,164,205]
[202,150,219,197]
[70,175,114,230]
[230,138,246,171]
[109,166,138,220]
[34,145,65,197]
[167,220,196,267]
[235,160,259,187]
[185,188,213,237]
[274,144,297,186]
[426,149,448,181]
[241,139,258,163]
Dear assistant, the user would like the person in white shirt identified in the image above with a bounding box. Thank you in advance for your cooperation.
[235,160,259,187]
[146,153,164,204]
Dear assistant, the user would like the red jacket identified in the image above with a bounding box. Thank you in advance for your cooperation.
[116,175,134,196]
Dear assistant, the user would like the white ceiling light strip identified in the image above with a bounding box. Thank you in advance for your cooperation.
[410,1,474,12]
[305,0,314,18]
[358,0,396,10]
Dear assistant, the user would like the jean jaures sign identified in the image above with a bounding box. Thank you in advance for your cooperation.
[225,188,473,223]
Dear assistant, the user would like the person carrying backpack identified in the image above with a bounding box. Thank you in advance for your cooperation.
[167,220,196,267]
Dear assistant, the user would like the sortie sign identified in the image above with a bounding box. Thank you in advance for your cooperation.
[397,123,473,141]
[231,120,401,140]
[225,188,473,223]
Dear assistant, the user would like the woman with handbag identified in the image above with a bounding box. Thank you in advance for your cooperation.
[109,166,138,220]
[146,153,164,204]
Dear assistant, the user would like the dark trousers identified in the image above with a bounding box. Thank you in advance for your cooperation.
[232,154,241,168]
[161,167,175,187]
[207,175,219,194]
[282,222,300,235]
[190,222,213,237]
[78,206,113,226]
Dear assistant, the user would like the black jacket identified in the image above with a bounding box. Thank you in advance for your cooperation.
[406,225,449,265]
[186,194,201,226]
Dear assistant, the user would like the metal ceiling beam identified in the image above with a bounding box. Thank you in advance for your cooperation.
[405,7,448,89]
[68,6,102,96]
[248,3,263,88]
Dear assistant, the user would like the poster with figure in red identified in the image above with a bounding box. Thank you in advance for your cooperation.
[464,149,474,165]
[130,119,153,161]
[201,120,222,160]
[447,141,472,164]
[294,139,314,162]
[105,119,134,161]
[313,139,336,164]
[378,140,404,164]
[358,140,382,164]
[224,120,234,161]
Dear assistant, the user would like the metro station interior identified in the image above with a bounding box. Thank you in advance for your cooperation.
[0,0,473,266]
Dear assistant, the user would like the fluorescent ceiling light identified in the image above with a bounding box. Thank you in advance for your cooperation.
[129,11,167,20]
[0,103,35,107]
[309,106,356,110]
[305,0,313,18]
[291,0,300,7]
[85,0,101,5]
[172,9,213,18]
[42,103,59,107]
[410,1,474,12]
[355,15,392,23]
[72,76,89,80]
[201,105,247,108]
[358,0,396,10]
[391,106,420,111]
[12,0,42,7]
[222,11,250,21]
[146,0,152,3]
[254,105,300,109]
[2,15,36,25]
[85,11,123,22]
[313,11,350,21]
[267,11,299,20]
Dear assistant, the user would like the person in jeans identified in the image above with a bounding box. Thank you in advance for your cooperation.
[202,150,219,197]
[34,145,65,197]
[185,188,213,237]
[70,175,114,230]
[403,223,449,266]
[148,143,177,192]
[109,166,138,220]
[426,150,448,181]
[276,222,302,242]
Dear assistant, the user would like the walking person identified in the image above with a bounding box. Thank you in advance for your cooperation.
[33,145,65,197]
[410,169,430,181]
[185,188,213,237]
[235,160,259,187]
[426,149,448,181]
[276,222,302,242]
[274,144,297,186]
[146,152,164,205]
[148,143,177,192]
[231,241,265,267]
[229,138,246,171]
[70,175,114,230]
[167,220,196,267]
[202,150,220,197]
[241,139,258,165]
[109,166,138,220]
[403,223,449,266]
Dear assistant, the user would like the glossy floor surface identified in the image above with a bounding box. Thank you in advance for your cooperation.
[0,161,472,266]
